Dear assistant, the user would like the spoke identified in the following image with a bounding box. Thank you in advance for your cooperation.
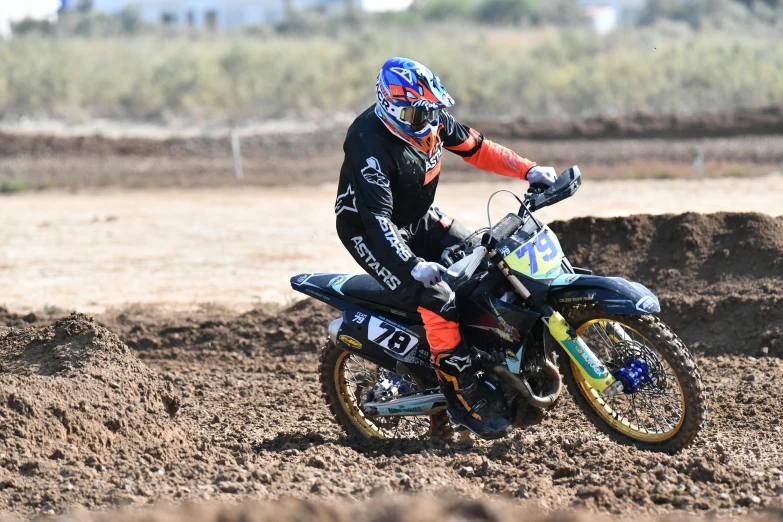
[660,394,684,415]
[593,323,624,363]
[342,357,431,439]
[637,387,666,433]
[615,395,635,423]
[645,393,678,428]
[344,365,361,385]
[646,387,683,418]
[630,393,645,433]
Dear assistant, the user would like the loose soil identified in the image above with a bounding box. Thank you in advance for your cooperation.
[46,496,783,522]
[1,212,782,520]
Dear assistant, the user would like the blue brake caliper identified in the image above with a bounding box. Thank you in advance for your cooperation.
[612,359,655,394]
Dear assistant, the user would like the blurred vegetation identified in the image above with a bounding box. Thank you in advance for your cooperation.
[0,1,781,122]
[0,178,46,194]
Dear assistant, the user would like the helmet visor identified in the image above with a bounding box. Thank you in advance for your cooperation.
[400,107,440,127]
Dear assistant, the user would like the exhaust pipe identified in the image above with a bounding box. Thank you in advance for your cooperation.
[364,393,447,417]
[490,361,562,409]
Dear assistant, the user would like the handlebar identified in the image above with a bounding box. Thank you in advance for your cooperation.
[443,166,583,260]
[527,182,550,195]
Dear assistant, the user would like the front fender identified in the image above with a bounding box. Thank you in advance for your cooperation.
[548,274,660,315]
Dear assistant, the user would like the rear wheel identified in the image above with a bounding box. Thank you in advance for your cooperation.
[557,305,705,453]
[318,341,452,441]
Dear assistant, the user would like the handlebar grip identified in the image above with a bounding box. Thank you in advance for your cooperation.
[527,182,549,194]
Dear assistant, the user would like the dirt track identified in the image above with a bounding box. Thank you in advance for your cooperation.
[2,176,783,314]
[1,211,782,520]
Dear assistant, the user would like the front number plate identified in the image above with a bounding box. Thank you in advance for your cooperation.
[504,227,563,280]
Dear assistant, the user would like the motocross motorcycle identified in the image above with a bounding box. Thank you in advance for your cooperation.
[291,166,705,453]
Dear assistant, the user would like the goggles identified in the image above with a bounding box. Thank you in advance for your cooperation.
[399,106,440,126]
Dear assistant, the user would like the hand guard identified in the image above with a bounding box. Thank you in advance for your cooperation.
[411,261,447,288]
[526,166,557,187]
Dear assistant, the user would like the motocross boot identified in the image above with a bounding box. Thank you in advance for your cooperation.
[434,341,512,440]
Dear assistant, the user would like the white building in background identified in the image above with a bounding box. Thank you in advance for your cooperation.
[0,0,61,38]
[578,0,644,34]
[62,0,310,27]
[60,0,411,27]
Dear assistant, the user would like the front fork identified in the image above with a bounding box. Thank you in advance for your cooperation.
[546,312,622,395]
[493,254,624,396]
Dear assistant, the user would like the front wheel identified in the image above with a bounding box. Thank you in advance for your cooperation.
[318,341,452,441]
[556,305,705,453]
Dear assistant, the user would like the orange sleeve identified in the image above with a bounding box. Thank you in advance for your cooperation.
[461,139,535,179]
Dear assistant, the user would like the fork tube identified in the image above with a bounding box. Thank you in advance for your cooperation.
[491,251,617,394]
[492,253,532,300]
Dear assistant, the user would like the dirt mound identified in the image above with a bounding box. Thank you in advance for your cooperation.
[550,212,783,295]
[550,212,783,356]
[49,496,783,522]
[0,314,189,515]
[107,300,337,359]
[477,105,783,141]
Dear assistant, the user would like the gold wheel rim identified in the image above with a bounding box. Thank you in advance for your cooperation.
[572,319,686,443]
[333,350,432,439]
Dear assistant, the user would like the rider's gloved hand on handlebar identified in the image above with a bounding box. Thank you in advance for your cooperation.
[411,261,447,288]
[526,166,557,187]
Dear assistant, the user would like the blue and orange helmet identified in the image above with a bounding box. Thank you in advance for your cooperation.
[375,57,455,152]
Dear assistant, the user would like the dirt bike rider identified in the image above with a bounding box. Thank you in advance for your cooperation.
[334,57,557,439]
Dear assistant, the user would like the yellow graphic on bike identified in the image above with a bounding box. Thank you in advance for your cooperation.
[504,227,563,280]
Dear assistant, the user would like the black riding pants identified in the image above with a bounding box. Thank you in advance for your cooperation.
[336,207,471,352]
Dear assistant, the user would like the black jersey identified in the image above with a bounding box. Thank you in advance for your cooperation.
[334,105,535,276]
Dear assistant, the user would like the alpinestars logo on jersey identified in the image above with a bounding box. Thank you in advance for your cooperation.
[351,236,401,290]
[425,143,443,173]
[362,157,390,187]
[335,184,358,216]
[375,216,412,262]
[440,291,457,313]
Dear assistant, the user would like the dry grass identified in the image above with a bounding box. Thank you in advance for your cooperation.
[0,23,781,122]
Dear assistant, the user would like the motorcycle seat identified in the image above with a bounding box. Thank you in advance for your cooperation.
[341,275,419,314]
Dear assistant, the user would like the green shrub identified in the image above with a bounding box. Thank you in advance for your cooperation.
[421,0,475,21]
[475,0,540,24]
[0,24,781,121]
[0,179,44,194]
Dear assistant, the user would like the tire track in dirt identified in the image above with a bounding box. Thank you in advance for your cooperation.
[1,212,782,519]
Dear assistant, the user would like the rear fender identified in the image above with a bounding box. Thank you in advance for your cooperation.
[548,274,660,315]
[290,272,353,309]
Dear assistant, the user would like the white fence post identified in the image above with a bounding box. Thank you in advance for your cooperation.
[231,128,244,182]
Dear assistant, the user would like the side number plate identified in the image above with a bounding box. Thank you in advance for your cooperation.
[368,317,418,356]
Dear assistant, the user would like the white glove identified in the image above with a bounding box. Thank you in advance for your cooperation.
[411,261,447,288]
[526,165,557,187]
